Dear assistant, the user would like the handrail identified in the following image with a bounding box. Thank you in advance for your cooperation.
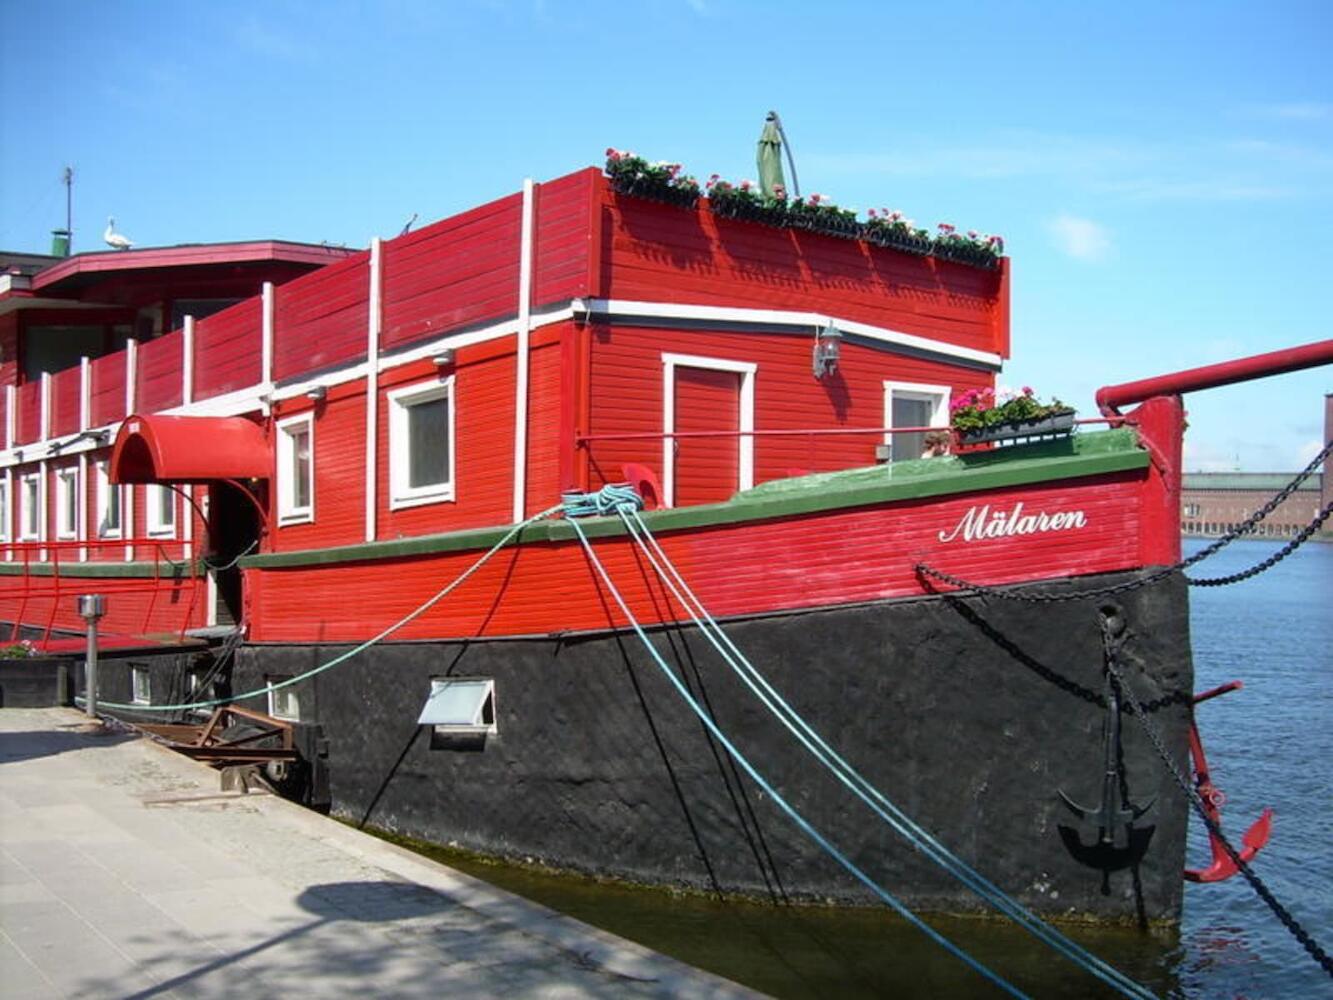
[1096,340,1333,416]
[578,417,1121,445]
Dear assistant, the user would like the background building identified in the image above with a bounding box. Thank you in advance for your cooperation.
[1181,393,1331,538]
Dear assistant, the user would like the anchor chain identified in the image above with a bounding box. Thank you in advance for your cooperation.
[1098,616,1333,980]
[917,436,1333,601]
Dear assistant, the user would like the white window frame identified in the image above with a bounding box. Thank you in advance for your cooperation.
[388,377,456,510]
[276,413,315,526]
[147,484,177,538]
[131,667,151,706]
[266,678,300,721]
[19,472,41,542]
[55,467,79,540]
[419,677,497,736]
[95,461,123,539]
[883,381,951,462]
[661,353,756,508]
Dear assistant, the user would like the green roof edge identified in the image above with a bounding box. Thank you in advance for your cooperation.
[243,428,1148,569]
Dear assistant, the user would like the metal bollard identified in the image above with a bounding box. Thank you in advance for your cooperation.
[77,594,106,718]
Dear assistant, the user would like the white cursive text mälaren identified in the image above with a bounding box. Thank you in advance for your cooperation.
[937,502,1088,543]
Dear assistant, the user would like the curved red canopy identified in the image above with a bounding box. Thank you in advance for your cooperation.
[111,414,269,484]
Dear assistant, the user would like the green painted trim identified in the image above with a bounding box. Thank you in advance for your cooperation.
[244,428,1148,569]
[0,560,202,579]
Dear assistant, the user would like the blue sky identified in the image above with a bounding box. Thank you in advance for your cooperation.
[2,0,1329,472]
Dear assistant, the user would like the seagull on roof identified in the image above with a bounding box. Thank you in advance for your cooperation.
[103,217,134,250]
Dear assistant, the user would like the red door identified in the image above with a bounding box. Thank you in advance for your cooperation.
[673,366,741,506]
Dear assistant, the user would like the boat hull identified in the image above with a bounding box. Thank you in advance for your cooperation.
[229,565,1192,922]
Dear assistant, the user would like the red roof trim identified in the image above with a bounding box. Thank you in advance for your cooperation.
[111,413,270,484]
[32,241,361,292]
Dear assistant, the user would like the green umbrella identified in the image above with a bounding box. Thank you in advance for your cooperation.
[757,112,786,201]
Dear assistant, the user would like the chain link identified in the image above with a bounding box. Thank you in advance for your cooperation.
[918,437,1333,602]
[1098,617,1333,980]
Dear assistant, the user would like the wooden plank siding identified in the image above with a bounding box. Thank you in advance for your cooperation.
[272,251,370,381]
[585,324,992,498]
[381,194,524,351]
[136,332,184,413]
[533,169,595,306]
[269,392,365,552]
[243,470,1146,642]
[89,354,127,428]
[598,181,1008,358]
[193,298,262,400]
[50,367,82,437]
[14,381,41,445]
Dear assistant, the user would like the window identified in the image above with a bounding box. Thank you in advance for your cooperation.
[883,382,950,462]
[19,473,40,541]
[388,378,455,509]
[147,485,176,537]
[131,666,151,705]
[276,414,314,525]
[1183,503,1201,518]
[266,677,300,721]
[418,678,496,735]
[0,478,9,543]
[96,462,122,538]
[55,467,78,540]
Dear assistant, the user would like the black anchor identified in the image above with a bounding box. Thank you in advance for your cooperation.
[1057,610,1156,892]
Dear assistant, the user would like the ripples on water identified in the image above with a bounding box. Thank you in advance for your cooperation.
[390,539,1331,998]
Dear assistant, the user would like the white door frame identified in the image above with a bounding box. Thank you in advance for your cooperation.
[662,352,756,507]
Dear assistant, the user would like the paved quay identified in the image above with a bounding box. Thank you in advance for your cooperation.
[0,707,760,999]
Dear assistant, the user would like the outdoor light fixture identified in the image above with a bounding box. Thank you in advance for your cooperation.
[432,349,456,367]
[305,385,328,401]
[813,322,842,379]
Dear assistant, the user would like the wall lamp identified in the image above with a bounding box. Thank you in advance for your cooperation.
[813,322,842,379]
[305,385,328,402]
[432,349,456,367]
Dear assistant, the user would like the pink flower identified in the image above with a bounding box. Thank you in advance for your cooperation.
[868,208,878,218]
[740,179,753,191]
[1022,386,1033,396]
[937,222,956,235]
[967,230,979,240]
[889,210,903,221]
[809,193,822,205]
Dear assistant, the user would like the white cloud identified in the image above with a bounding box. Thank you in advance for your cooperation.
[1047,214,1111,261]
[1247,102,1333,121]
[1295,438,1326,467]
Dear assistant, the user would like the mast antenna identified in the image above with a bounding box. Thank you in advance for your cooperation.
[62,166,74,250]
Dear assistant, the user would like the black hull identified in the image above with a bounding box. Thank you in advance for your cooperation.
[215,566,1193,923]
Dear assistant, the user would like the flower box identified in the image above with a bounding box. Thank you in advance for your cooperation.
[957,409,1076,445]
[864,227,933,256]
[709,197,789,228]
[934,240,1000,270]
[609,174,700,210]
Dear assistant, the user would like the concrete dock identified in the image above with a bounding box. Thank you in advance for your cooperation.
[0,708,759,999]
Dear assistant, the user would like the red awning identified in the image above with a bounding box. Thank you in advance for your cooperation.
[111,414,269,484]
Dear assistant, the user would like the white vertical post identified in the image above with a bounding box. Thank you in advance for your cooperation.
[4,384,14,450]
[40,371,50,442]
[79,356,90,562]
[182,315,195,405]
[261,282,274,413]
[38,459,47,562]
[512,179,534,524]
[124,340,137,562]
[365,239,381,543]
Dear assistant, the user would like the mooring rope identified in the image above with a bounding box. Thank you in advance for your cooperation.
[86,504,562,713]
[603,500,1153,999]
[563,508,1031,999]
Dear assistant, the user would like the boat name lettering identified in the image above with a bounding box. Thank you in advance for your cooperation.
[937,502,1088,543]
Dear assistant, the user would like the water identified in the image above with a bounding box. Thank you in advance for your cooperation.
[385,538,1332,998]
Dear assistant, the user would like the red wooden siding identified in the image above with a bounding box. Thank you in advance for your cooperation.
[273,251,370,380]
[598,180,1007,359]
[194,299,262,399]
[50,367,82,437]
[533,169,595,306]
[272,393,365,552]
[245,470,1147,642]
[89,354,127,427]
[673,366,740,506]
[377,348,517,538]
[15,381,41,444]
[380,194,523,350]
[0,314,18,389]
[585,324,991,496]
[136,332,184,413]
[523,338,563,515]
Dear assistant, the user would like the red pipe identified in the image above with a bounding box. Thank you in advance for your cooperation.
[1096,339,1333,416]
